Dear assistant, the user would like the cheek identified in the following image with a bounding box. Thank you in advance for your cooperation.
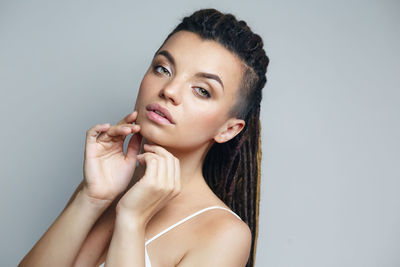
[180,105,224,139]
[133,76,154,123]
[136,78,150,102]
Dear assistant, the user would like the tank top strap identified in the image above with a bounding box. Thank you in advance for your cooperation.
[145,205,241,246]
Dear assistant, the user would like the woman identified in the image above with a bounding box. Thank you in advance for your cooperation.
[19,8,269,267]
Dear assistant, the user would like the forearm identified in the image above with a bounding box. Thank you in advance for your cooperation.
[19,189,111,267]
[105,210,146,267]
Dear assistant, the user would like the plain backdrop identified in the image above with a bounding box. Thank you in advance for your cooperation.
[1,0,399,266]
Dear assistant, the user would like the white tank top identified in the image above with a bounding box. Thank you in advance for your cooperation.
[99,205,241,267]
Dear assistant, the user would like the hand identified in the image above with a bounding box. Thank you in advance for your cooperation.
[116,144,181,225]
[82,111,143,203]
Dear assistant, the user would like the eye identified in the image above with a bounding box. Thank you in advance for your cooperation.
[153,65,171,77]
[193,87,211,98]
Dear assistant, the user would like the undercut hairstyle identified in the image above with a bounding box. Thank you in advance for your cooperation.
[160,8,269,267]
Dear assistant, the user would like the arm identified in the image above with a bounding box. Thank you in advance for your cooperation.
[104,209,147,267]
[72,188,118,267]
[19,111,143,267]
[18,186,111,267]
[23,180,116,267]
[72,178,140,266]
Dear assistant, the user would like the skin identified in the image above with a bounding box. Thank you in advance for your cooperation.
[134,30,247,191]
[19,30,252,267]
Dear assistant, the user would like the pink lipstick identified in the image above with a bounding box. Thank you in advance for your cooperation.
[145,103,175,125]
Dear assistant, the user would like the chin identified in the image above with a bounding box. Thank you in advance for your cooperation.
[137,119,170,147]
[136,111,172,143]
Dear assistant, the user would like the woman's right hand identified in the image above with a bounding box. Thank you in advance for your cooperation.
[82,110,142,203]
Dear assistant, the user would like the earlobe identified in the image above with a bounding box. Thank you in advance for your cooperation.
[214,119,245,144]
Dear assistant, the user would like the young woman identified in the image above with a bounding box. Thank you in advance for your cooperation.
[19,8,269,267]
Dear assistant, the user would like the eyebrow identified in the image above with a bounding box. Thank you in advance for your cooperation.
[153,49,224,91]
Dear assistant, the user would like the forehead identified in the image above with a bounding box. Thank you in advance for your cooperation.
[156,31,244,94]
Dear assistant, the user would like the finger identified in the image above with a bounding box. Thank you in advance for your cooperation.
[144,144,174,187]
[136,152,158,167]
[144,158,158,185]
[126,132,143,164]
[139,153,158,183]
[156,155,167,189]
[143,144,174,177]
[143,144,171,158]
[174,157,181,193]
[117,110,139,125]
[98,124,140,142]
[86,123,111,145]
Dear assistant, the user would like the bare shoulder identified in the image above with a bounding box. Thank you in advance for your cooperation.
[177,209,252,267]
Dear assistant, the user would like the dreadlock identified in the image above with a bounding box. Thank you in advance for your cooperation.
[160,8,269,266]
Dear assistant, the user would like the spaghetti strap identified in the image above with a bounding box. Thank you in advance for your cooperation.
[145,206,241,246]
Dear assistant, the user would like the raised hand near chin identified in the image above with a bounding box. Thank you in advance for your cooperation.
[116,144,181,226]
[82,110,143,203]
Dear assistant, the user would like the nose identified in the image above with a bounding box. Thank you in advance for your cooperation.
[159,79,182,105]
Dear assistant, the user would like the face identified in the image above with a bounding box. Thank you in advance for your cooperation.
[134,30,245,151]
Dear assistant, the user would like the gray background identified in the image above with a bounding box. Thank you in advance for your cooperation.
[1,0,399,266]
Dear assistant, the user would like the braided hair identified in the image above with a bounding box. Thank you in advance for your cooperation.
[160,8,269,266]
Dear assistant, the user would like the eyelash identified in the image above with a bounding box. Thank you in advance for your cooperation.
[154,65,171,77]
[153,65,211,98]
[193,87,211,98]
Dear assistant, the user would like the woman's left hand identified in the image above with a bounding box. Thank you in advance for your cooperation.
[116,143,181,226]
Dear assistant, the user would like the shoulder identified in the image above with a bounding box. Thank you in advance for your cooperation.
[178,209,252,267]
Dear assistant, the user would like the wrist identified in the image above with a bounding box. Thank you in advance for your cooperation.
[115,206,147,230]
[75,189,113,212]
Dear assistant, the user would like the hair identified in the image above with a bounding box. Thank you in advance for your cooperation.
[161,8,269,267]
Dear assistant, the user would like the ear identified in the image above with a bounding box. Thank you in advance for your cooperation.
[213,118,245,144]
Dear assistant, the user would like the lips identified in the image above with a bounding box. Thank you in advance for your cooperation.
[145,103,175,124]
